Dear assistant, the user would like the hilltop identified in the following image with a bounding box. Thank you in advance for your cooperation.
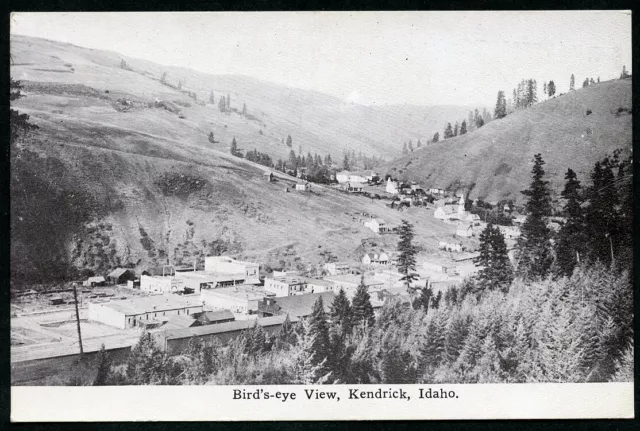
[383,79,632,202]
[11,34,473,161]
[10,34,471,284]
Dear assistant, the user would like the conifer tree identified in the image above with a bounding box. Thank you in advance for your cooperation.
[351,276,375,328]
[474,223,513,292]
[402,142,408,155]
[516,154,553,280]
[126,332,167,385]
[408,140,414,152]
[453,122,459,136]
[308,296,331,373]
[547,80,556,97]
[343,153,350,170]
[286,135,293,148]
[226,93,230,108]
[444,123,454,139]
[93,344,111,385]
[432,132,440,143]
[543,82,547,97]
[330,288,352,334]
[230,137,241,157]
[160,72,167,84]
[494,90,507,119]
[570,74,575,91]
[209,91,215,104]
[460,120,467,135]
[620,65,629,79]
[417,139,422,148]
[294,319,331,384]
[242,103,247,116]
[553,168,586,277]
[396,220,419,293]
[467,110,476,131]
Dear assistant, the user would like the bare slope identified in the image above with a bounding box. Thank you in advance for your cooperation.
[11,34,472,161]
[383,79,632,202]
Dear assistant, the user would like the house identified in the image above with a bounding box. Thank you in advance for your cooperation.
[175,270,251,293]
[498,225,521,239]
[264,275,307,297]
[336,171,368,184]
[410,183,423,192]
[82,276,106,287]
[106,268,136,285]
[323,274,385,299]
[193,310,236,326]
[362,252,390,266]
[345,182,363,193]
[153,315,293,353]
[88,295,203,329]
[324,262,350,276]
[295,182,309,191]
[162,314,199,330]
[263,171,274,182]
[386,178,399,194]
[513,215,527,225]
[303,277,334,294]
[364,218,390,234]
[429,187,446,195]
[438,241,462,253]
[140,274,184,294]
[365,171,379,183]
[435,195,469,221]
[204,256,260,284]
[257,292,336,319]
[456,224,474,238]
[200,285,270,315]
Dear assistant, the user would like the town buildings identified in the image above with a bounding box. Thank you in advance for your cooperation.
[364,218,391,234]
[200,284,269,315]
[362,252,390,266]
[257,292,335,319]
[106,268,136,285]
[140,274,183,294]
[336,171,367,184]
[323,274,385,299]
[204,256,260,285]
[88,295,203,329]
[324,262,351,276]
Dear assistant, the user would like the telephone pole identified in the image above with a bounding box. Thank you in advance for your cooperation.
[72,283,84,357]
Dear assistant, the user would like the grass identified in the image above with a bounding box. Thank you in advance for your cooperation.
[383,79,632,203]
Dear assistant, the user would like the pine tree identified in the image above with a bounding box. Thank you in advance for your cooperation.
[402,142,408,155]
[351,276,375,328]
[218,96,226,112]
[453,122,459,136]
[126,332,167,385]
[475,114,484,129]
[408,140,414,152]
[432,132,440,143]
[396,220,419,294]
[93,343,111,385]
[460,120,467,135]
[516,154,553,280]
[294,319,331,384]
[494,90,507,119]
[343,153,350,170]
[412,282,433,313]
[474,223,513,292]
[230,137,241,157]
[554,168,586,277]
[242,103,247,116]
[547,80,556,97]
[308,296,331,373]
[583,78,589,88]
[570,74,575,91]
[444,123,454,139]
[160,72,167,84]
[543,82,547,97]
[620,65,629,79]
[417,139,422,148]
[226,93,230,108]
[330,288,352,334]
[286,135,293,148]
[467,110,476,131]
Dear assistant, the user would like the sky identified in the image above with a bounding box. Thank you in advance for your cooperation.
[11,11,632,107]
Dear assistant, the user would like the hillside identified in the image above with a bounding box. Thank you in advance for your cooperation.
[10,34,475,285]
[11,34,474,161]
[383,79,633,202]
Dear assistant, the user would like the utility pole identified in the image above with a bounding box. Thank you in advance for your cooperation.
[72,283,84,357]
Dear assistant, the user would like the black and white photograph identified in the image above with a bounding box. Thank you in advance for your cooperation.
[9,11,633,420]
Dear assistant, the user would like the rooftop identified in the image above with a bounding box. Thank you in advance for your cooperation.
[201,285,269,300]
[266,275,306,285]
[107,268,132,278]
[323,274,384,286]
[197,310,235,322]
[162,314,198,330]
[262,292,335,318]
[175,270,247,281]
[94,295,202,316]
[163,315,294,340]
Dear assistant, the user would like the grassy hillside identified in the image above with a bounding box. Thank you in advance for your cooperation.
[383,79,632,202]
[11,34,474,161]
[11,34,477,284]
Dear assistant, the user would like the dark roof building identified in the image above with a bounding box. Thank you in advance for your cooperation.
[106,268,137,285]
[257,292,335,319]
[193,310,236,326]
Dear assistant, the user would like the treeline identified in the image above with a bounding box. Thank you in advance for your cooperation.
[426,108,492,146]
[276,149,333,184]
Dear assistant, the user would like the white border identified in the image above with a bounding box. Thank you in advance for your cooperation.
[12,383,634,421]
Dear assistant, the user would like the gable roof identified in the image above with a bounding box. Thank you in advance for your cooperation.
[163,315,295,340]
[88,276,105,283]
[197,310,235,323]
[265,292,335,318]
[107,268,134,279]
[162,314,198,330]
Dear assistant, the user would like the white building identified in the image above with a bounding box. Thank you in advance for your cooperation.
[364,218,390,234]
[140,275,184,294]
[324,262,350,276]
[204,256,260,285]
[200,285,270,315]
[386,178,399,194]
[498,225,521,239]
[456,224,474,238]
[362,252,390,266]
[336,171,367,184]
[264,276,306,297]
[295,182,310,191]
[324,274,385,299]
[88,295,203,329]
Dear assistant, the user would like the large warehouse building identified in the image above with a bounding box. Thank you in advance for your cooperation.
[88,295,203,329]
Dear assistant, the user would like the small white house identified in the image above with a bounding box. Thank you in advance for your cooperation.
[498,225,521,239]
[455,224,474,238]
[295,182,309,191]
[324,262,350,276]
[364,218,390,234]
[362,252,390,266]
[386,178,399,195]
